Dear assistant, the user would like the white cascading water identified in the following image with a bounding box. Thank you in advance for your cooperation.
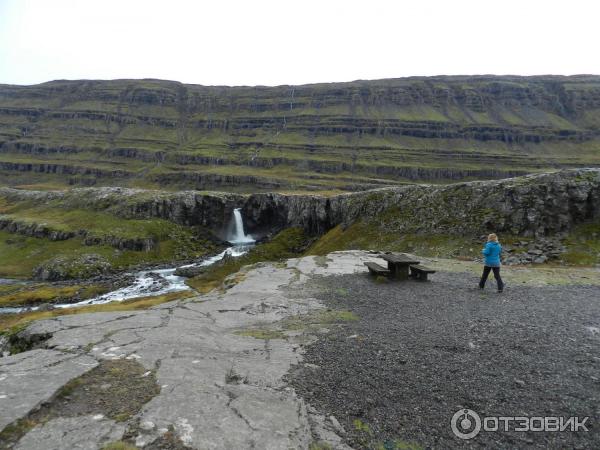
[0,209,256,314]
[229,208,255,244]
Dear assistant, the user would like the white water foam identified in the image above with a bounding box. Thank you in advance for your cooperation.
[0,245,252,314]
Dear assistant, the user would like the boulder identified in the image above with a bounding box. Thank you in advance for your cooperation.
[174,265,208,278]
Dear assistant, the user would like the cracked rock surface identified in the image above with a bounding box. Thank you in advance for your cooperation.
[1,251,377,449]
[0,349,97,430]
[14,415,125,450]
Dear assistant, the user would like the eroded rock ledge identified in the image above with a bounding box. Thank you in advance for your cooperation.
[2,168,598,240]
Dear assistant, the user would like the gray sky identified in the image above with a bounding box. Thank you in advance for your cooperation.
[0,0,598,86]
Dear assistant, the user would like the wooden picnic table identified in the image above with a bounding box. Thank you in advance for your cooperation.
[380,253,420,280]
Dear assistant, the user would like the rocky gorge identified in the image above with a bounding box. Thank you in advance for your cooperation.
[2,167,598,240]
[0,168,598,293]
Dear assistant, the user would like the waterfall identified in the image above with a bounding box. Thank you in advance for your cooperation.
[0,210,260,315]
[229,208,255,244]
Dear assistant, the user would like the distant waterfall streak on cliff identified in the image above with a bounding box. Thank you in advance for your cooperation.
[229,208,255,244]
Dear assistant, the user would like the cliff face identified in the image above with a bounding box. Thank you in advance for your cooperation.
[1,76,600,192]
[243,169,600,238]
[3,168,598,240]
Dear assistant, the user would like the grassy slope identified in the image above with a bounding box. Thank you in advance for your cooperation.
[0,193,220,278]
[307,218,600,266]
[0,230,214,279]
[0,283,110,307]
[1,76,600,192]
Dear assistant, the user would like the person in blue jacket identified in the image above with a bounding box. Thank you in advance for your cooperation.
[479,233,504,292]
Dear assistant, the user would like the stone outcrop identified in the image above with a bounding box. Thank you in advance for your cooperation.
[2,169,599,243]
[0,216,156,251]
[242,168,600,238]
[0,217,76,241]
[502,237,567,265]
[33,254,112,281]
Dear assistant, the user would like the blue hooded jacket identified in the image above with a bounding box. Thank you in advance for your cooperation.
[482,241,502,267]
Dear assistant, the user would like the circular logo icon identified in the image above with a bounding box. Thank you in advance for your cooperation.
[451,409,481,440]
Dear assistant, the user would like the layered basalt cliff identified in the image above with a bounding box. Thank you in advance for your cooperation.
[1,76,599,191]
[242,168,600,237]
[0,186,244,242]
[2,169,599,241]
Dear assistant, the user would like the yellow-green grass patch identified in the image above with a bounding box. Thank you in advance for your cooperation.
[0,290,195,334]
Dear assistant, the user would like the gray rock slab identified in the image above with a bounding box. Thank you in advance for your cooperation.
[7,252,370,448]
[137,383,310,449]
[15,415,125,450]
[37,310,168,353]
[0,349,97,430]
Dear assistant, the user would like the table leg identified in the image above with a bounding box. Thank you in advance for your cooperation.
[396,264,409,280]
[387,263,409,280]
[387,261,396,279]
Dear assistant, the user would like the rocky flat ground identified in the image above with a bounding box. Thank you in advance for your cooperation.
[288,270,600,449]
[0,251,599,449]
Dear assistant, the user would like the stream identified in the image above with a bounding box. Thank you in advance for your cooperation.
[0,245,252,315]
[0,208,256,315]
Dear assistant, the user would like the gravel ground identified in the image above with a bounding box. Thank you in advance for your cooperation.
[287,271,600,449]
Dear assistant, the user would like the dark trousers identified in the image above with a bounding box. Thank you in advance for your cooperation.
[479,266,504,291]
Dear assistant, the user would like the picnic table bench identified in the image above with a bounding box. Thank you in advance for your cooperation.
[380,253,421,280]
[364,261,390,276]
[364,253,436,281]
[409,264,436,281]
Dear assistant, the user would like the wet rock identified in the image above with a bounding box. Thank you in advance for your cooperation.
[174,265,208,278]
[36,303,55,312]
[143,273,170,293]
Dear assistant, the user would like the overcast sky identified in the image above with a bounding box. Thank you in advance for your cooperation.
[0,0,598,86]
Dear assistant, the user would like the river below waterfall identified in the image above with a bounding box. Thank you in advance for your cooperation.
[0,244,252,315]
[0,208,256,315]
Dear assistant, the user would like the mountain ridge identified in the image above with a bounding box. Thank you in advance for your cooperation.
[1,75,600,192]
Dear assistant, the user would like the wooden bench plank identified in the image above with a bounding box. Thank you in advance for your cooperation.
[409,264,435,273]
[409,264,436,281]
[364,261,390,276]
